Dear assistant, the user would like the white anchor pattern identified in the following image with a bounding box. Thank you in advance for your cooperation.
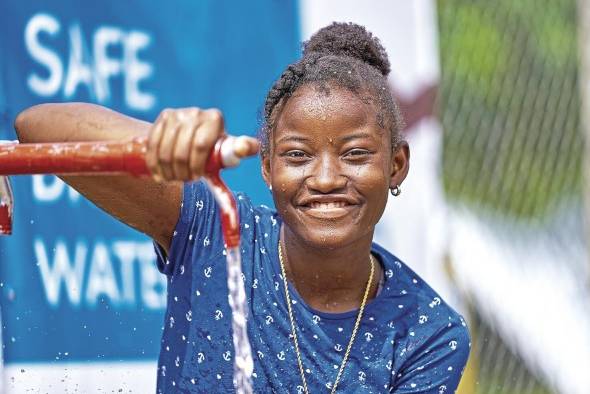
[152,182,471,393]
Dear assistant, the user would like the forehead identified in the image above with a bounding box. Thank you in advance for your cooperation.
[275,84,378,138]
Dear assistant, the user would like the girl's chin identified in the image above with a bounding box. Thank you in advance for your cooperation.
[282,210,374,249]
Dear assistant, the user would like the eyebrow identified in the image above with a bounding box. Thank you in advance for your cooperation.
[276,135,310,144]
[341,132,373,142]
[276,132,374,145]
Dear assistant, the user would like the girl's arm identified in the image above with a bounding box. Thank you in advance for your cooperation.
[14,103,258,252]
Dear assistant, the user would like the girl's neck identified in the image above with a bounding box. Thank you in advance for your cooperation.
[280,225,382,313]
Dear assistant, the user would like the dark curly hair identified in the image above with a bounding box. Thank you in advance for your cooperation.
[259,22,405,156]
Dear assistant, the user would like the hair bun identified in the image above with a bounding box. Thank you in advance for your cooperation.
[303,22,390,76]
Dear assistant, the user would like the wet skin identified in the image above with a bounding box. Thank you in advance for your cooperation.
[262,84,409,312]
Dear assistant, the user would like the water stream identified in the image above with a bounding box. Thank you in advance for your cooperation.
[225,246,254,393]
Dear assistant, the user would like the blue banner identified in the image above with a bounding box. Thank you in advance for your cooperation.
[0,0,299,364]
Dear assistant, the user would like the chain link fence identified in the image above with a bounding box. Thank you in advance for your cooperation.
[437,1,589,393]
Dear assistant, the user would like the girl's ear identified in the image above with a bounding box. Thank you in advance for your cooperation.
[389,141,410,189]
[261,153,272,188]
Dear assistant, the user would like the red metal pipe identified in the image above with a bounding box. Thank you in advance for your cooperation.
[0,138,150,176]
[0,174,12,234]
[0,137,241,247]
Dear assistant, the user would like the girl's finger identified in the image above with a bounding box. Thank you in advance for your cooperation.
[172,109,199,180]
[158,112,181,181]
[146,110,168,182]
[189,109,224,180]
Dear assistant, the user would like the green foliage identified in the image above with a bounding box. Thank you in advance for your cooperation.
[438,0,582,219]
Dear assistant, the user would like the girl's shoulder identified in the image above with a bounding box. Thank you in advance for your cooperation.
[371,242,468,330]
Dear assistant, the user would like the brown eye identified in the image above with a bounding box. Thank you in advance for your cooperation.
[344,149,370,158]
[281,150,309,163]
[286,150,307,158]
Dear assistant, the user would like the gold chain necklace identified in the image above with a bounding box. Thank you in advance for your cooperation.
[278,241,375,394]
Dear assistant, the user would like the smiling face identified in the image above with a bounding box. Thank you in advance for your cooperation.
[262,83,409,250]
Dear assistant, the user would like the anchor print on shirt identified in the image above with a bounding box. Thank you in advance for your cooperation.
[364,332,374,342]
[312,315,321,324]
[358,371,366,383]
[197,352,205,364]
[429,297,441,308]
[214,310,223,320]
[297,385,305,394]
[265,315,274,325]
[334,343,343,352]
[204,266,212,278]
[277,351,286,361]
[223,351,231,361]
[449,340,458,351]
[418,315,428,324]
[195,199,204,210]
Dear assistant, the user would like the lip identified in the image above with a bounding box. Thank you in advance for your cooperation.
[299,204,357,219]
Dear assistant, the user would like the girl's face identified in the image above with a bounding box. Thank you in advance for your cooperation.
[262,84,409,250]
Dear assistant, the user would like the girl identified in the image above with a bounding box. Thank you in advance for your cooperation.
[15,22,469,393]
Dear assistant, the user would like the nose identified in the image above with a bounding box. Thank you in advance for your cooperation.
[306,154,347,193]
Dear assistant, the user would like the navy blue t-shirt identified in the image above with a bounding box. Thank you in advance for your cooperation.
[154,181,470,393]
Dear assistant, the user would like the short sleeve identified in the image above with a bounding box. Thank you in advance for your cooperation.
[391,316,471,393]
[153,180,217,276]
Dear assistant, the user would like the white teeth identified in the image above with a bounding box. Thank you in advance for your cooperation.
[310,202,347,209]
